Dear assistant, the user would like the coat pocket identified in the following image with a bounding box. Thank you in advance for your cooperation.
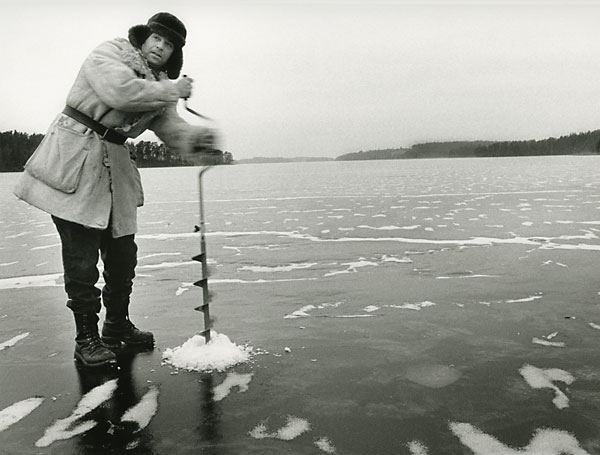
[25,125,92,194]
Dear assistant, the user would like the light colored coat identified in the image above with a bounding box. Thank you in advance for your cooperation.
[14,38,205,237]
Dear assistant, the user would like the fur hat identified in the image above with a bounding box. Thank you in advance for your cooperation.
[128,12,186,79]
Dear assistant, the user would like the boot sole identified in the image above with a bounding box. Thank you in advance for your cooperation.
[74,352,117,368]
[102,336,154,349]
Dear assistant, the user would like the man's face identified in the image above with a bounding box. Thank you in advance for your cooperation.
[141,33,174,70]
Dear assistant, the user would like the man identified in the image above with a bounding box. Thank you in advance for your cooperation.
[14,12,216,368]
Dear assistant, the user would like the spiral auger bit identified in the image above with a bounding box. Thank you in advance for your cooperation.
[192,166,213,343]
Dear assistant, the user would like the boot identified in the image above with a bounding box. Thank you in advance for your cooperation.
[73,313,117,368]
[102,314,154,349]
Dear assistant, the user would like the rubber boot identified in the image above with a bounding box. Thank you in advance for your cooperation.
[74,313,117,368]
[102,304,154,349]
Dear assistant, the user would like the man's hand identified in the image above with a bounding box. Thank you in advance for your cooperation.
[180,127,220,165]
[175,76,193,99]
[193,128,218,153]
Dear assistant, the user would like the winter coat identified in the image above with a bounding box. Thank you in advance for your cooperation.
[14,37,205,237]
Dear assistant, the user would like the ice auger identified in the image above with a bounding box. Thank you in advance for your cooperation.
[192,166,213,343]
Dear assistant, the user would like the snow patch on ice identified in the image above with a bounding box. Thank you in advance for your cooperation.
[238,262,317,273]
[532,337,565,348]
[0,274,62,290]
[213,372,253,401]
[314,436,336,453]
[175,285,190,296]
[505,294,543,303]
[363,305,380,313]
[212,277,318,285]
[381,254,413,263]
[284,302,343,319]
[519,364,574,409]
[249,415,311,440]
[407,440,429,455]
[0,397,44,432]
[162,332,252,372]
[324,260,378,277]
[137,261,196,270]
[120,386,159,432]
[387,301,436,311]
[36,379,118,447]
[0,332,29,351]
[358,224,420,230]
[449,422,589,455]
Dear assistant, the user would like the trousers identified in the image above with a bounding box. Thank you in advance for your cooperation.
[52,216,137,315]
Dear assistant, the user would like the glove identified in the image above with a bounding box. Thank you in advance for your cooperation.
[193,127,219,153]
[180,126,220,164]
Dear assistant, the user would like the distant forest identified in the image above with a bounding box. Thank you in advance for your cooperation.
[0,131,233,172]
[336,130,600,161]
[3,128,600,172]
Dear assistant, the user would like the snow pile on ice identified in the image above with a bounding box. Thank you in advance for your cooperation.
[519,364,574,409]
[450,422,590,455]
[162,332,252,372]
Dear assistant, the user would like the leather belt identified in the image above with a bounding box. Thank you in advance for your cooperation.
[62,105,127,145]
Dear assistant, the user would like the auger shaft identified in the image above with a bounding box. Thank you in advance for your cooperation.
[192,166,213,343]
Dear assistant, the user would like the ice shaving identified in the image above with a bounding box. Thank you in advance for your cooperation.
[162,331,253,372]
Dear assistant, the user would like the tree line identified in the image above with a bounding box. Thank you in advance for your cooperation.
[0,130,233,172]
[337,131,600,161]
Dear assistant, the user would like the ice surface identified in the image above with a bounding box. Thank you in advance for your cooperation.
[0,397,44,432]
[162,332,252,372]
[405,364,462,388]
[4,160,600,453]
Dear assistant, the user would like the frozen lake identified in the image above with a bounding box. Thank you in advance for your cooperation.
[2,156,600,454]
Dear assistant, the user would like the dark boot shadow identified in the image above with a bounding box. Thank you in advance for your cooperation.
[74,354,155,454]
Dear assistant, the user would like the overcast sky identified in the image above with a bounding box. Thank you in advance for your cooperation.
[2,0,600,159]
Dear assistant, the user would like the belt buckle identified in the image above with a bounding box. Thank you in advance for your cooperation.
[101,128,110,140]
